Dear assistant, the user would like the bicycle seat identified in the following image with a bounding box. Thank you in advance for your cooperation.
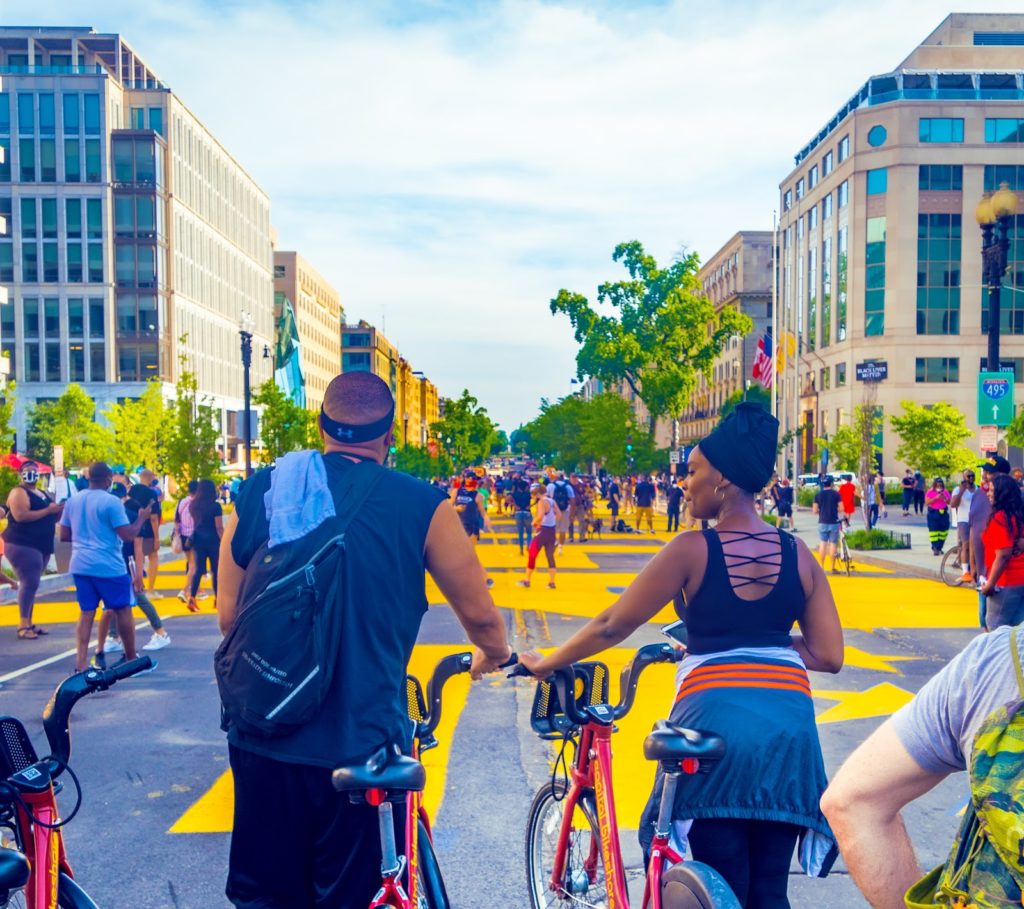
[644,721,725,766]
[0,846,29,891]
[331,744,426,794]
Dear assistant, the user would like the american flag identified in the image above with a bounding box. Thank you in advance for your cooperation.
[751,332,774,390]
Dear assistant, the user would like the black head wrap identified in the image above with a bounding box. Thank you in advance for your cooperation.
[698,403,779,493]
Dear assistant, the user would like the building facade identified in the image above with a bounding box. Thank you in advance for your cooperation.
[0,27,274,455]
[679,231,774,443]
[777,13,1024,472]
[273,250,341,412]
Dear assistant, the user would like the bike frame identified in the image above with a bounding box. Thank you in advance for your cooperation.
[548,722,680,909]
[14,785,73,909]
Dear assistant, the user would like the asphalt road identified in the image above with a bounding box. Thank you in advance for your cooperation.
[0,510,982,909]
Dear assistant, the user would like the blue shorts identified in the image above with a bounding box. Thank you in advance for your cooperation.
[818,523,841,544]
[73,574,133,612]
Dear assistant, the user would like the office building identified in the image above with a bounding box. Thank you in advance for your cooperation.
[777,13,1024,471]
[0,27,274,452]
[273,250,342,412]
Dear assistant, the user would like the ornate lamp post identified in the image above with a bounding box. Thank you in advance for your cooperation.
[239,310,255,477]
[976,181,1019,372]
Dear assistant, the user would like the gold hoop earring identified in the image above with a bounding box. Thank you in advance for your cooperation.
[714,484,722,498]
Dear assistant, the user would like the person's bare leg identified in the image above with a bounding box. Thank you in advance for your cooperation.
[828,542,838,571]
[180,550,195,598]
[95,610,112,653]
[113,607,137,660]
[75,612,96,671]
[147,545,159,592]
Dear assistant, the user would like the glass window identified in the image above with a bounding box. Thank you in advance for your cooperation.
[64,139,80,182]
[67,298,84,336]
[89,344,105,381]
[66,244,83,282]
[136,196,155,234]
[86,199,102,238]
[112,140,132,182]
[836,362,847,386]
[117,293,137,331]
[65,199,81,238]
[867,168,888,195]
[0,244,12,282]
[915,357,960,382]
[118,345,137,381]
[83,94,100,135]
[19,138,34,181]
[17,94,33,133]
[140,344,158,376]
[346,332,371,347]
[130,107,144,129]
[808,165,819,189]
[87,244,103,283]
[20,198,36,237]
[38,94,54,135]
[822,194,833,220]
[137,245,156,286]
[0,297,13,337]
[867,125,887,147]
[63,93,79,133]
[84,138,100,182]
[42,244,57,283]
[918,164,963,191]
[149,108,164,136]
[69,344,85,382]
[115,197,133,236]
[24,343,39,382]
[985,119,1024,143]
[40,199,56,238]
[865,217,886,337]
[38,139,55,182]
[796,178,805,199]
[807,208,817,231]
[0,139,9,182]
[135,141,155,183]
[116,245,135,285]
[88,299,104,338]
[44,342,61,382]
[838,135,850,162]
[43,297,59,335]
[919,117,964,143]
[783,189,792,212]
[0,93,9,134]
[822,151,834,177]
[22,297,38,336]
[138,294,157,332]
[342,352,371,371]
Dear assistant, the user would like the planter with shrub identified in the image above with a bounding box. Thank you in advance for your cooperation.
[845,528,911,550]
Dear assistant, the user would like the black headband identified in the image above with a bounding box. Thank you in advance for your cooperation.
[319,405,394,444]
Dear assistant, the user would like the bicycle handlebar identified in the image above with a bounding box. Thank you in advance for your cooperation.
[41,656,154,773]
[417,652,472,739]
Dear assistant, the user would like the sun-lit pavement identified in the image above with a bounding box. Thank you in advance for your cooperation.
[0,503,982,908]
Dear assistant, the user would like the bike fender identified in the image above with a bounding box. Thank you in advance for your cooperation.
[58,872,101,909]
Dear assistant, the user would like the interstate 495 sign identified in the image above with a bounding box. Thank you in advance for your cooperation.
[978,371,1015,427]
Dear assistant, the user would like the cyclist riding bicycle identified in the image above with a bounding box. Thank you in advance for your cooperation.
[519,404,844,904]
[217,372,511,909]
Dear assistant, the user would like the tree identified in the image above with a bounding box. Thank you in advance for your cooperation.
[163,341,223,488]
[26,384,112,466]
[551,240,753,443]
[394,443,451,481]
[719,385,771,420]
[0,382,16,457]
[890,400,975,478]
[1005,408,1024,450]
[253,379,321,462]
[431,390,500,466]
[490,429,509,456]
[815,425,861,472]
[102,380,167,473]
[518,396,586,470]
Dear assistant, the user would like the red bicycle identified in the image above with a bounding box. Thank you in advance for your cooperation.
[331,651,472,908]
[0,656,154,909]
[515,643,741,909]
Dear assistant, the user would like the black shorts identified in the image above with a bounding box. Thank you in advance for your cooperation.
[777,504,792,517]
[227,745,406,909]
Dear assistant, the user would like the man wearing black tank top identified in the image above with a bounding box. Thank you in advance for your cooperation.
[814,476,843,573]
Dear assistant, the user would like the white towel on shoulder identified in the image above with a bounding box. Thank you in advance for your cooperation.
[264,450,336,548]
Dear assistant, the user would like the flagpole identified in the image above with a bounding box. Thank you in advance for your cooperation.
[771,210,778,421]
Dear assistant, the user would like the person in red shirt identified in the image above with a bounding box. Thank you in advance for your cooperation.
[979,473,1024,630]
[838,477,857,526]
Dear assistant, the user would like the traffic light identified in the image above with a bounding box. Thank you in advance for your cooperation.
[389,444,398,455]
[625,434,633,453]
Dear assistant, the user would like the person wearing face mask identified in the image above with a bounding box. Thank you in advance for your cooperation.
[5,461,62,639]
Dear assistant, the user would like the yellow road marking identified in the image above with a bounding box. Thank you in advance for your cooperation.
[813,682,915,724]
[842,646,922,675]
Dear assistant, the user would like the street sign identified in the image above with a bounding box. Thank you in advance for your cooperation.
[669,450,680,464]
[855,361,888,381]
[978,372,1015,427]
[979,425,999,451]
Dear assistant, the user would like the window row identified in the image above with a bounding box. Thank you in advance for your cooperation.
[0,137,102,183]
[916,358,959,383]
[14,297,106,341]
[0,92,101,136]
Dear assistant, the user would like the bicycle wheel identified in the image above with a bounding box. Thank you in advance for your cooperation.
[415,820,449,909]
[0,871,99,909]
[661,861,741,909]
[840,538,853,576]
[526,782,606,909]
[940,547,965,587]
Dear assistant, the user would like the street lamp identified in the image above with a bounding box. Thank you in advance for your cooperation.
[239,310,255,477]
[977,181,1020,372]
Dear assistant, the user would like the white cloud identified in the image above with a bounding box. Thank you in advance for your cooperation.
[8,0,1024,426]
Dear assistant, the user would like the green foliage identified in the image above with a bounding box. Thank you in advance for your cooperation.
[851,405,884,477]
[253,379,321,462]
[431,390,499,466]
[394,443,451,481]
[0,383,16,458]
[162,340,223,488]
[761,513,779,527]
[815,425,861,472]
[550,241,753,434]
[720,385,770,419]
[797,485,817,507]
[26,384,112,467]
[1005,408,1024,450]
[490,429,509,456]
[0,466,20,503]
[102,381,167,473]
[890,400,975,478]
[845,528,910,550]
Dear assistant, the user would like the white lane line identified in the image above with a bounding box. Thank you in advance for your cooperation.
[0,619,155,684]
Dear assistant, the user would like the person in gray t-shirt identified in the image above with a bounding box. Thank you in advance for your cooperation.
[820,627,1023,906]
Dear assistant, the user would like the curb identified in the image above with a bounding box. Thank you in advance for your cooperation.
[845,550,942,581]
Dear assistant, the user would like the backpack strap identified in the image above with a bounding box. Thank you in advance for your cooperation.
[1011,627,1024,700]
[325,460,386,537]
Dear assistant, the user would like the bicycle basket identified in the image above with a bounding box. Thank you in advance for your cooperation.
[530,661,610,739]
[405,676,427,725]
[0,717,38,779]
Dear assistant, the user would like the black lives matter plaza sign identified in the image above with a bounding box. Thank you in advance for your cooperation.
[855,361,888,382]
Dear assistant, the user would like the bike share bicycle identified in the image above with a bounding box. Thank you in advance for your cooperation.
[0,656,154,909]
[512,643,741,909]
[331,651,474,909]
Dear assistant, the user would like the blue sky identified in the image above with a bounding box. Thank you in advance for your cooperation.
[9,0,1024,428]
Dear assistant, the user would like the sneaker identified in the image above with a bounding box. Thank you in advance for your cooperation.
[186,596,199,613]
[486,578,494,588]
[557,544,564,555]
[517,580,530,588]
[91,651,107,670]
[176,590,187,603]
[958,572,973,583]
[143,632,171,651]
[546,582,557,589]
[105,637,124,654]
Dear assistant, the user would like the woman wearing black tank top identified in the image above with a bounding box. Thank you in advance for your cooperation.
[520,405,844,908]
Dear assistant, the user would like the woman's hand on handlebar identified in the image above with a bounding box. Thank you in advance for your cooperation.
[469,645,515,680]
[516,650,549,678]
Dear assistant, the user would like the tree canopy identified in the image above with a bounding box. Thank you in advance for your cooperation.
[890,400,975,478]
[27,384,111,466]
[253,379,321,462]
[102,381,167,473]
[550,240,753,434]
[431,390,499,466]
[162,342,223,487]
